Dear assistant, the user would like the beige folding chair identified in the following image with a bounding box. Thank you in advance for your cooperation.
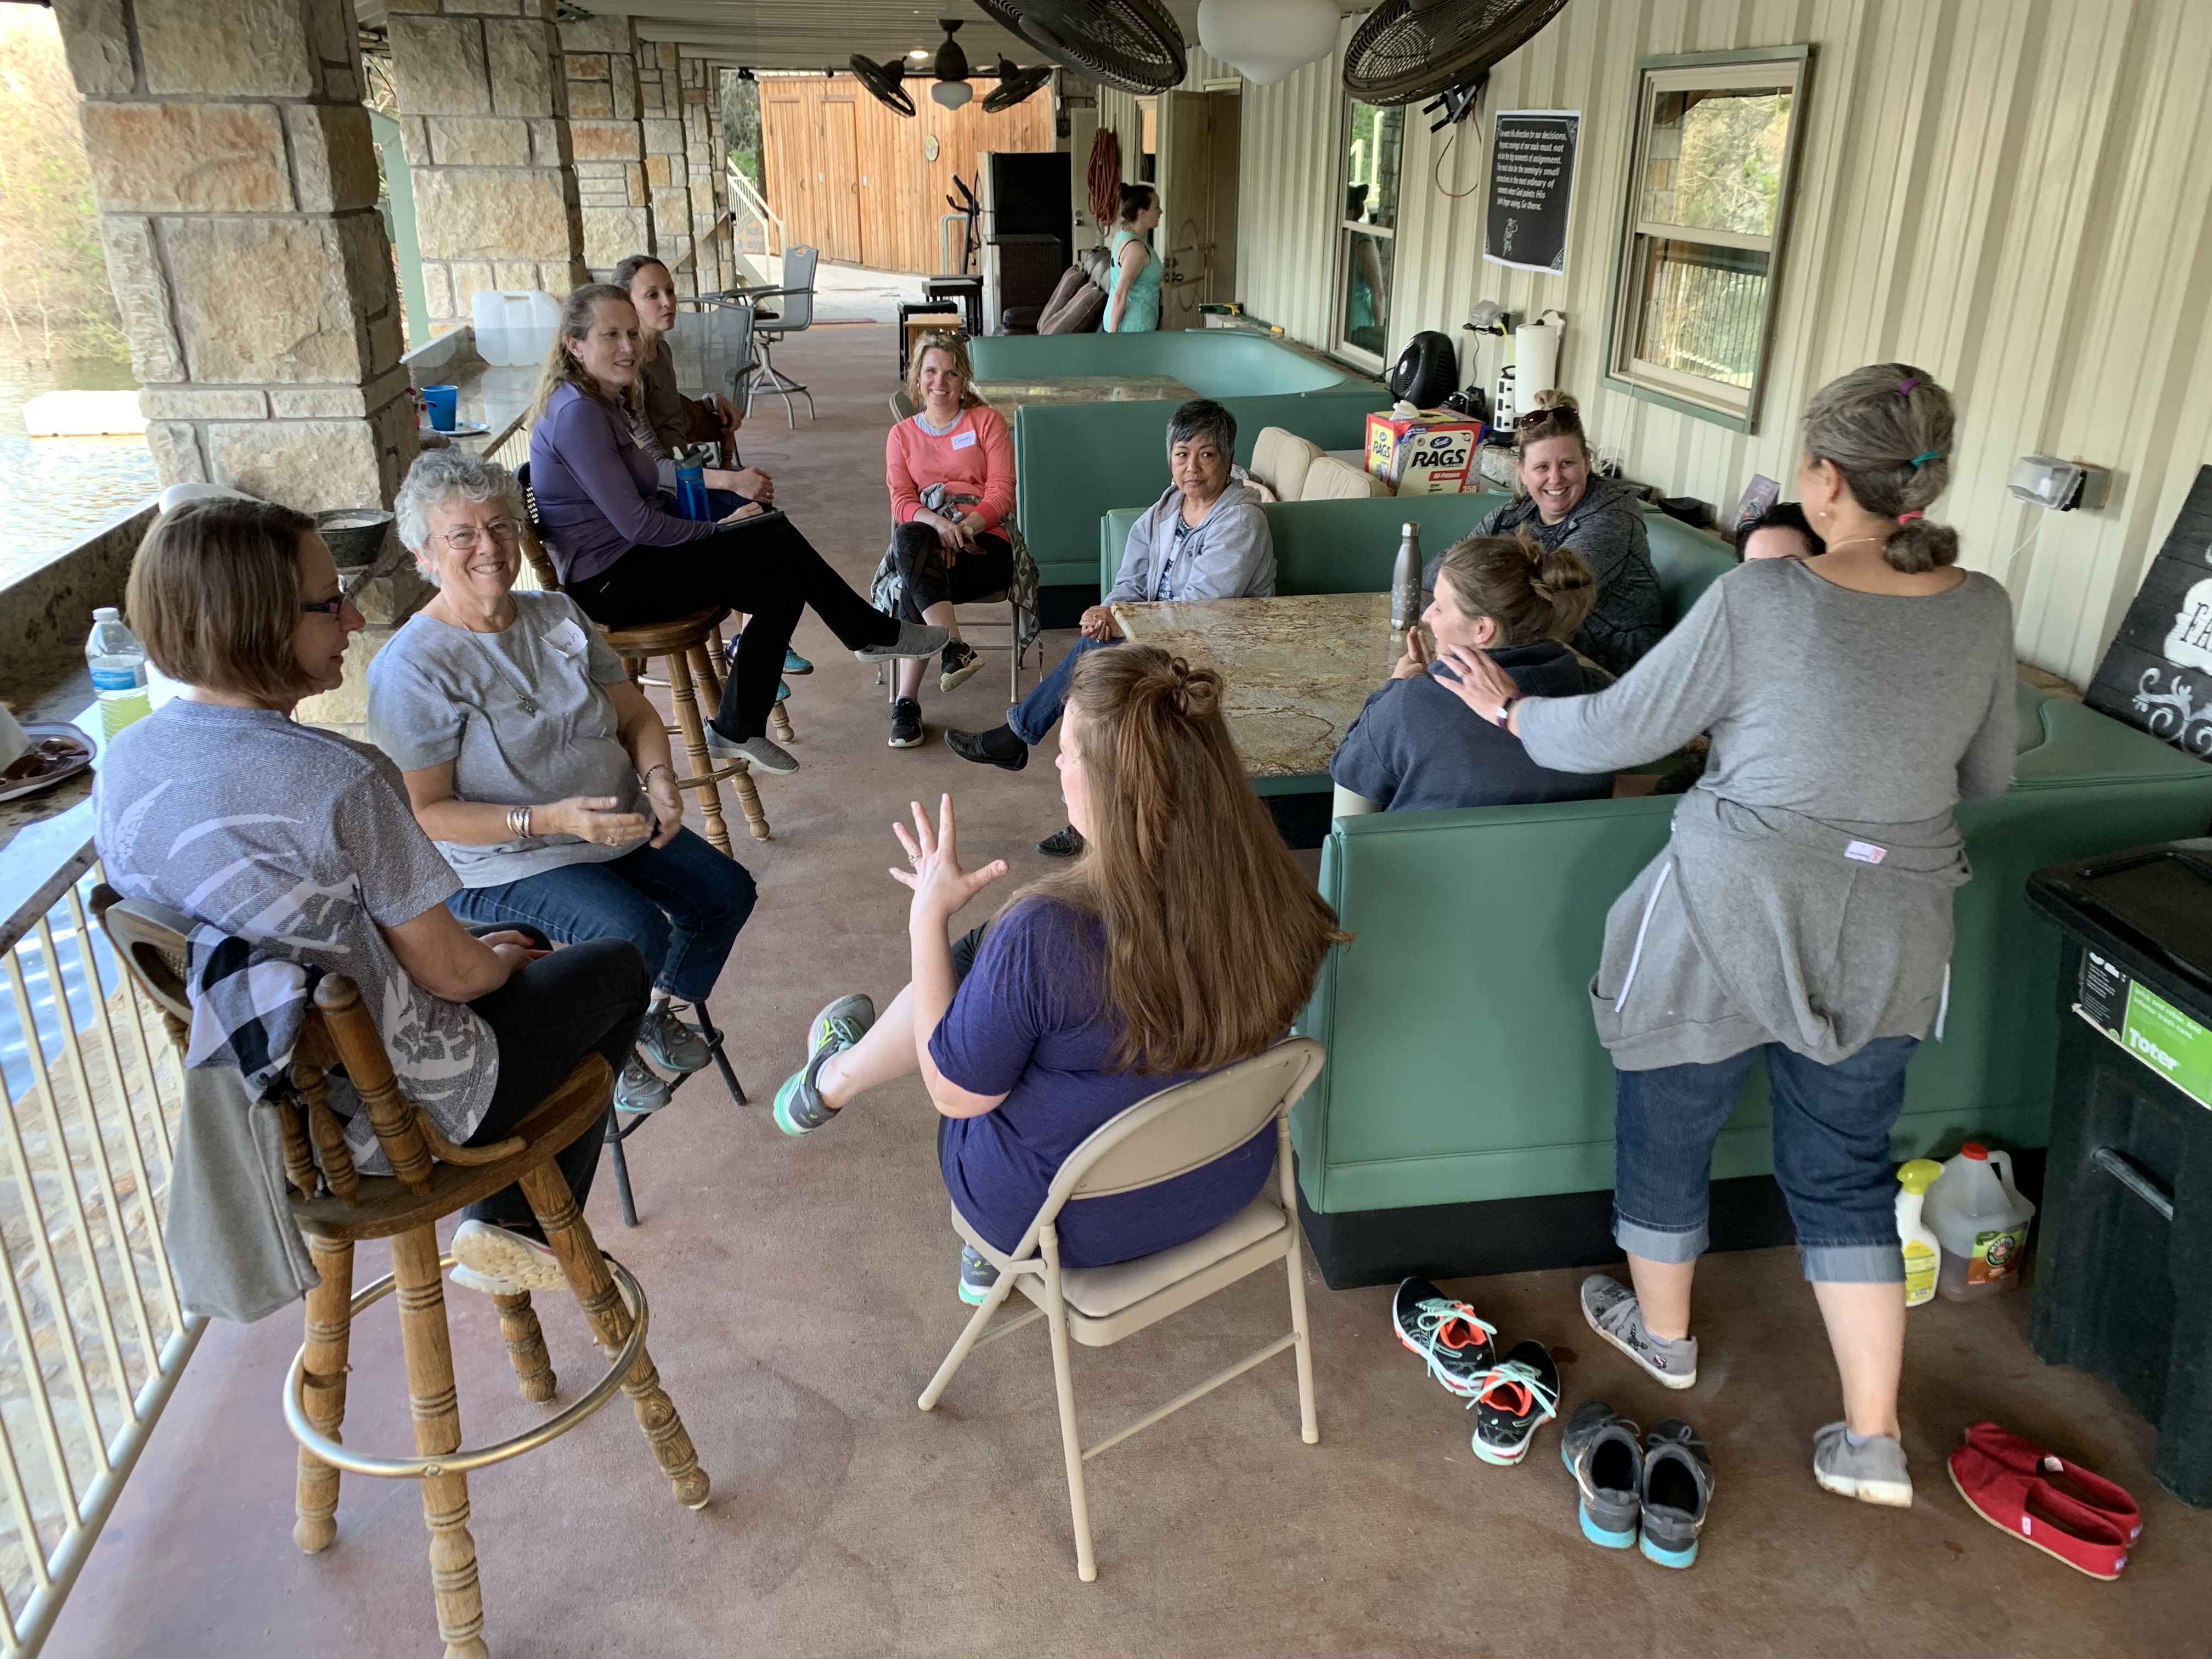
[917,1036,1326,1581]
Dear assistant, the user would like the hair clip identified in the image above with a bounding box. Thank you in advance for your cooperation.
[1908,449,1940,467]
[1897,376,1921,396]
[1896,510,1925,524]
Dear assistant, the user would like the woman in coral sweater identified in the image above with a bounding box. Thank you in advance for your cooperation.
[882,332,1016,749]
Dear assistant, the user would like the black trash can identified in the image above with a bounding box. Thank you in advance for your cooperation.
[2025,839,2212,1506]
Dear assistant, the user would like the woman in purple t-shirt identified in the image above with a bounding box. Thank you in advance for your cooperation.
[771,645,1349,1301]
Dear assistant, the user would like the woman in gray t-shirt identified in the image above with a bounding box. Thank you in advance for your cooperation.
[368,450,757,1115]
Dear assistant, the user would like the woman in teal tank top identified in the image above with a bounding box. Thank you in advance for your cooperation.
[1105,183,1164,334]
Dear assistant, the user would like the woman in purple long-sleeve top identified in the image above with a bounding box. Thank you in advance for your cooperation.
[526,285,947,774]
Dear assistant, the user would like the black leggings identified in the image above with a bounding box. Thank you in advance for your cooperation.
[889,522,1015,622]
[460,936,649,1234]
[571,517,901,740]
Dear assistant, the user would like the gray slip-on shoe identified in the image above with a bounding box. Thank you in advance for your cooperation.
[1561,1399,1644,1550]
[854,621,951,662]
[1813,1421,1913,1508]
[1581,1273,1699,1390]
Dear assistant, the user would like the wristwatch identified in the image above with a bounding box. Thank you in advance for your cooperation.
[1493,695,1521,730]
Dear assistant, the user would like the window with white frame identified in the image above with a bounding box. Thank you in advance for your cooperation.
[1606,50,1809,428]
[1335,99,1403,368]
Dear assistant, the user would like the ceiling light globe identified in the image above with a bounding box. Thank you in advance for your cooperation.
[931,80,973,109]
[1197,0,1339,87]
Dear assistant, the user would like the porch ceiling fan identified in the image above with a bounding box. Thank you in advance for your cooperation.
[973,0,1187,95]
[1344,0,1572,127]
[983,57,1055,112]
[849,53,917,116]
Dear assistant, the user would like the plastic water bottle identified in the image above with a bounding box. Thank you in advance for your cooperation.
[86,608,151,740]
[673,454,712,521]
[1390,521,1423,633]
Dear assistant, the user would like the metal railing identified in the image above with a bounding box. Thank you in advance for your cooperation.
[727,169,783,283]
[0,823,200,1657]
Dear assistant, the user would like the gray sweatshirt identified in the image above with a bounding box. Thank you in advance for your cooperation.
[1107,481,1276,603]
[1516,556,2017,1069]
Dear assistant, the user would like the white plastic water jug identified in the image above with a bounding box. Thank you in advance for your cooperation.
[471,289,560,367]
[1922,1142,2036,1301]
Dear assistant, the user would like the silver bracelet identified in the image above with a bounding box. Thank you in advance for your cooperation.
[506,805,533,839]
[640,763,676,788]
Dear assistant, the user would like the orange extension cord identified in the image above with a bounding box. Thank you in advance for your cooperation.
[1086,128,1122,230]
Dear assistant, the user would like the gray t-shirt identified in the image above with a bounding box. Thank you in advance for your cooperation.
[95,699,498,1141]
[367,591,648,888]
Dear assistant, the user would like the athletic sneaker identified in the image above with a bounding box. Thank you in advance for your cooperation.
[1466,1340,1561,1465]
[1813,1421,1914,1508]
[1036,824,1085,857]
[853,620,951,663]
[772,993,874,1136]
[940,639,984,692]
[889,696,924,748]
[703,724,799,775]
[958,1244,1001,1305]
[944,724,1029,771]
[1561,1399,1644,1550]
[614,1050,671,1114]
[1581,1273,1698,1390]
[639,1003,710,1073]
[777,679,791,702]
[1640,1418,1715,1567]
[450,1220,568,1295]
[783,647,813,675]
[1390,1277,1497,1397]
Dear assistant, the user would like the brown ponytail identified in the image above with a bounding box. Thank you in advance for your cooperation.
[1802,362,1961,574]
[1435,532,1596,646]
[1028,645,1349,1074]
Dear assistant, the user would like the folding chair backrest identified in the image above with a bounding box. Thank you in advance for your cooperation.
[777,247,817,331]
[511,461,563,592]
[1048,1038,1325,1206]
[89,887,195,1032]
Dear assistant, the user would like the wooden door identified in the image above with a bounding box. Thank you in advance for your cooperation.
[1160,92,1214,328]
[1203,90,1240,304]
[822,99,862,263]
[764,95,811,250]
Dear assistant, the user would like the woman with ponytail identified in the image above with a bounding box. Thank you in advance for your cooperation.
[1104,184,1164,334]
[1436,365,2015,1511]
[1331,532,1615,814]
[772,645,1348,1301]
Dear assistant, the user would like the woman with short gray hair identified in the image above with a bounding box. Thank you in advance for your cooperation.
[368,449,758,1116]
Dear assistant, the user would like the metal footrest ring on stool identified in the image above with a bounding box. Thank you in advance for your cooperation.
[282,1254,650,1481]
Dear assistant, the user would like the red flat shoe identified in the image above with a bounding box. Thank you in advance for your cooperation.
[1962,1422,2142,1542]
[1948,1444,2131,1580]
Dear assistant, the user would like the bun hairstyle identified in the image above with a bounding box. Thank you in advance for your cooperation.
[1037,644,1350,1075]
[1436,532,1596,646]
[1116,182,1158,225]
[1802,362,1960,574]
[529,282,639,424]
[1512,388,1590,461]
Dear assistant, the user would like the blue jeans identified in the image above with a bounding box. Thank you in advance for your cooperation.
[1611,1036,1918,1283]
[1007,634,1116,746]
[446,827,756,1005]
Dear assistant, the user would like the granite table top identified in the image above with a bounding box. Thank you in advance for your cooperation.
[975,375,1200,413]
[1111,592,1398,783]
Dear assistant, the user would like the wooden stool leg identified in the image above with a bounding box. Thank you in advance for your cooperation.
[293,1233,354,1553]
[518,1164,710,1510]
[493,1290,557,1404]
[727,763,770,842]
[769,699,797,745]
[390,1225,488,1659]
[662,650,734,855]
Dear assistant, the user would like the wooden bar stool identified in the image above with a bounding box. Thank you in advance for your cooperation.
[93,890,709,1659]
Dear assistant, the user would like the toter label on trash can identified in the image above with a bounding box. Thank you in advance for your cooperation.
[2076,949,2212,1112]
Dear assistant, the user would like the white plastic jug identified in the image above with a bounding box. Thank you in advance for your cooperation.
[471,289,560,367]
[1922,1142,2036,1301]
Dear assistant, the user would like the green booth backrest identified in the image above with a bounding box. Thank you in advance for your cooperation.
[1291,690,2212,1217]
[968,330,1366,397]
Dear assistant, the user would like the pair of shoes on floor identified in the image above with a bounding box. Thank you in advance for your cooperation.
[450,1219,573,1296]
[773,994,875,1136]
[1946,1421,2140,1579]
[1562,1401,1714,1567]
[703,723,798,775]
[1580,1273,1699,1390]
[958,1243,1000,1305]
[854,622,950,664]
[1390,1278,1560,1465]
[944,723,1029,772]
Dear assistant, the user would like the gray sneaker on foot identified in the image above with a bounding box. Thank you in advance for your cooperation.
[1581,1274,1699,1390]
[614,1049,672,1113]
[1813,1421,1913,1508]
[854,620,951,662]
[703,725,799,774]
[639,1003,710,1073]
[772,994,875,1136]
[1560,1400,1644,1550]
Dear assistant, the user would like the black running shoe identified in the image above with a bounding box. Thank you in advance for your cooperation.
[940,639,984,692]
[1391,1277,1497,1397]
[1468,1339,1561,1465]
[1036,824,1085,857]
[889,696,923,748]
[945,725,1028,771]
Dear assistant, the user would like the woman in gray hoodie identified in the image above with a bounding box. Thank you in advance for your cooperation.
[1439,365,2015,1512]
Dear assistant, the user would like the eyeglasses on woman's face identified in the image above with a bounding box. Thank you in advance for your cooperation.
[301,593,348,618]
[438,520,522,554]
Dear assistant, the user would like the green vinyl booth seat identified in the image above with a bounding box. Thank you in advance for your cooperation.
[1290,684,2212,1275]
[966,332,1382,588]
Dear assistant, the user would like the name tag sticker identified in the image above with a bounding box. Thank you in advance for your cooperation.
[950,429,978,450]
[1846,840,1888,865]
[546,618,588,656]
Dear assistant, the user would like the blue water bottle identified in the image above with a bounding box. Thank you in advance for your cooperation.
[674,455,712,521]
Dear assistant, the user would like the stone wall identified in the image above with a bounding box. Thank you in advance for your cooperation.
[559,14,652,278]
[0,502,157,713]
[633,41,695,295]
[679,54,730,296]
[386,0,588,335]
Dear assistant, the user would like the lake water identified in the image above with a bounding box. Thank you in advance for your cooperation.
[0,359,159,588]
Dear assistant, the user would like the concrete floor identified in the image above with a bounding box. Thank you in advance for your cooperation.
[45,321,2212,1659]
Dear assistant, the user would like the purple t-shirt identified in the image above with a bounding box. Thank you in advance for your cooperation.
[527,381,717,585]
[930,896,1276,1268]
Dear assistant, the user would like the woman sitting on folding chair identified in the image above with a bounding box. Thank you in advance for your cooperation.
[771,645,1349,1302]
[94,496,645,1298]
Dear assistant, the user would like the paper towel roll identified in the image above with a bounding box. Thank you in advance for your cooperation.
[1516,318,1562,400]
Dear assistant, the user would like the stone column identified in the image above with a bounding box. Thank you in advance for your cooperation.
[634,41,695,295]
[386,0,587,336]
[54,0,414,512]
[680,54,730,295]
[558,13,652,278]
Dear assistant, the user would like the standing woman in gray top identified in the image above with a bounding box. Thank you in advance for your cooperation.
[1440,366,2016,1510]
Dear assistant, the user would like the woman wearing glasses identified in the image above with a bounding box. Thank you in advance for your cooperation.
[1440,392,1662,675]
[366,450,757,1116]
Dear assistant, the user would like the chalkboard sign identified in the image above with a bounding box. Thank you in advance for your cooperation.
[1485,111,1579,274]
[2086,464,2212,757]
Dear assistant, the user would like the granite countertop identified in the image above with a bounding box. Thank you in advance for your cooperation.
[1111,592,1398,781]
[975,375,1200,411]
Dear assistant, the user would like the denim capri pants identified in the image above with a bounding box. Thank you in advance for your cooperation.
[1610,1035,1917,1283]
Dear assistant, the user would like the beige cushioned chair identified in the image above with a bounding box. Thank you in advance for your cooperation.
[1300,454,1393,500]
[1248,426,1325,501]
[917,1037,1327,1582]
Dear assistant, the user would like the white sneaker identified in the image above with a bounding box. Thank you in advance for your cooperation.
[450,1220,569,1295]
